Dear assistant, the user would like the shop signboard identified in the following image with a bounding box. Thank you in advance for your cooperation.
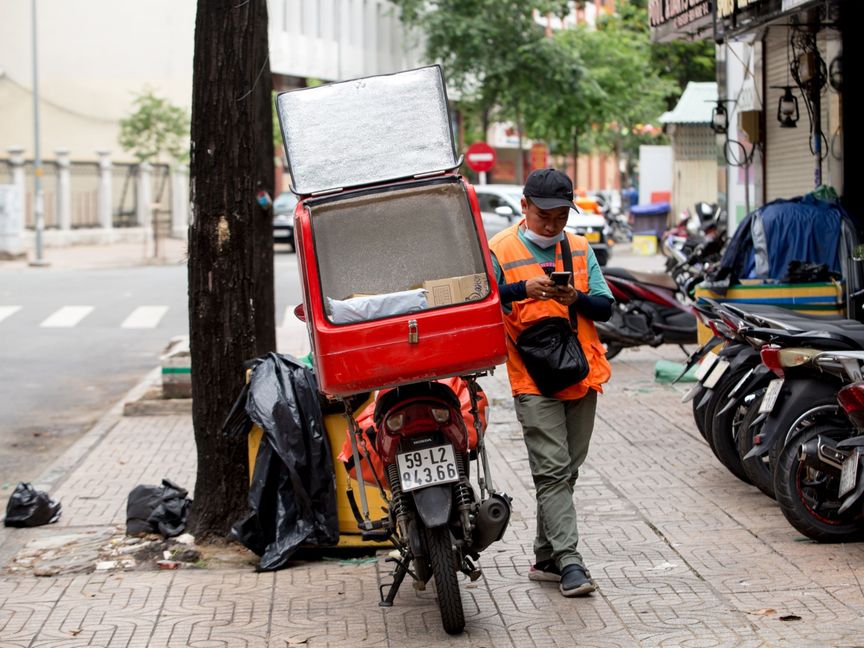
[649,0,713,42]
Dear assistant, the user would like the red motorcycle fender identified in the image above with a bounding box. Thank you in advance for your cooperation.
[412,485,453,529]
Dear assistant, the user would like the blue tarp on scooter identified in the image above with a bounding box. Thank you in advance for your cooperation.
[706,193,848,290]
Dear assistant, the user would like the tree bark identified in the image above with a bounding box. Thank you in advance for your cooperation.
[188,0,276,539]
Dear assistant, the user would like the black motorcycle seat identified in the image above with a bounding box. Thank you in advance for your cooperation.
[603,267,678,291]
[728,303,847,322]
[746,324,864,349]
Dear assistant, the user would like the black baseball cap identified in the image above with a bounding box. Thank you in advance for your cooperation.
[523,168,578,211]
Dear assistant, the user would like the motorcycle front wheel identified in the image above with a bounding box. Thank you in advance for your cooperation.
[424,526,465,635]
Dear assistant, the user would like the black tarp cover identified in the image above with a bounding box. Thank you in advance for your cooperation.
[226,353,339,571]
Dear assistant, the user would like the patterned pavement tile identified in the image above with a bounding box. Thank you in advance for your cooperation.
[4,344,864,646]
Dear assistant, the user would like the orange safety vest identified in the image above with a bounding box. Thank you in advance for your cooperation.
[489,223,612,399]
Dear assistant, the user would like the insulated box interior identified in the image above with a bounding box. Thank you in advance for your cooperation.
[297,176,506,395]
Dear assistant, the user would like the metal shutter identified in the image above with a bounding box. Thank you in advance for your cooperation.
[765,26,836,201]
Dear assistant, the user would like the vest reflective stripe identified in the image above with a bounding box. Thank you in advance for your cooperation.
[489,225,612,399]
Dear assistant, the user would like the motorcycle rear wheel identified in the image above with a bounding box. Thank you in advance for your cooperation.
[773,423,864,542]
[708,367,755,484]
[736,391,775,499]
[425,526,465,635]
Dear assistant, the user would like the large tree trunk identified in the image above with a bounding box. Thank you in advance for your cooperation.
[188,0,276,540]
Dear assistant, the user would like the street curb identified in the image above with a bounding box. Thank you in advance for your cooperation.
[32,366,162,494]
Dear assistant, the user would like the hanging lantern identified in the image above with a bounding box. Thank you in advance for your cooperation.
[711,101,728,135]
[776,86,799,128]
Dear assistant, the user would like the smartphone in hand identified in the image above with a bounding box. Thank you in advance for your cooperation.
[550,271,572,287]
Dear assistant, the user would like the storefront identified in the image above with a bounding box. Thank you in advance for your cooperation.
[649,0,860,232]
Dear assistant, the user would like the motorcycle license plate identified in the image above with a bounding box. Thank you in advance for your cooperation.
[681,383,702,403]
[396,444,459,492]
[585,231,601,243]
[839,448,861,498]
[702,359,730,389]
[758,378,784,414]
[694,352,719,381]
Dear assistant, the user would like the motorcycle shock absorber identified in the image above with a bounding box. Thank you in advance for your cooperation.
[454,452,474,542]
[387,463,409,540]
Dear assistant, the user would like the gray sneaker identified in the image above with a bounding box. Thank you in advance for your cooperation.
[559,564,596,597]
[528,560,561,582]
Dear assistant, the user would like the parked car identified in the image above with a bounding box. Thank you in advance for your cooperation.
[473,183,611,265]
[273,191,298,250]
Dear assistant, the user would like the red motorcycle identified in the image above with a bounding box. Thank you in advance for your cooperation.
[598,267,698,359]
[338,375,511,635]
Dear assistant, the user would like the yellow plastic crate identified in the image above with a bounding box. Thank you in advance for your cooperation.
[694,280,845,345]
[247,393,389,549]
[632,234,658,256]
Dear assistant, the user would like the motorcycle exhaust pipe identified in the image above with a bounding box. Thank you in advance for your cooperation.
[469,492,512,553]
[799,435,847,472]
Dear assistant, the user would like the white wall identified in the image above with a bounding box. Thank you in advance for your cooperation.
[0,0,421,163]
[723,41,763,232]
[638,145,673,205]
[0,0,196,161]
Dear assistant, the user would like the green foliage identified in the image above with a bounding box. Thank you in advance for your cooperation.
[118,89,189,164]
[391,0,714,183]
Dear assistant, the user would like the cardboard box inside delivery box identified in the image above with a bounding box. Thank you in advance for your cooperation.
[424,274,489,307]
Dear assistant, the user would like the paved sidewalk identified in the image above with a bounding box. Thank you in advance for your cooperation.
[0,237,188,271]
[3,322,864,645]
[0,246,864,648]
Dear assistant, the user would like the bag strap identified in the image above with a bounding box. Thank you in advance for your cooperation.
[559,235,579,331]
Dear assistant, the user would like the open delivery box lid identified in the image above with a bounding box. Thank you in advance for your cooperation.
[276,65,460,195]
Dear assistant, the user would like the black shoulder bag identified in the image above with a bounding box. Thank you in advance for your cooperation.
[514,235,590,396]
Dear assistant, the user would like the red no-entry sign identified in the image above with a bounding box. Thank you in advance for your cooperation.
[465,142,496,173]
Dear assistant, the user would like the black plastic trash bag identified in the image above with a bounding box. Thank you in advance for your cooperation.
[4,482,61,527]
[225,352,338,571]
[126,478,192,538]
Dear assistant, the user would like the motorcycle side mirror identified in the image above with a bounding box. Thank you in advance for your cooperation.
[293,304,306,322]
[494,205,515,221]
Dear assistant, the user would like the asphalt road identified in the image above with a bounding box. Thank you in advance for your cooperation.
[0,248,303,497]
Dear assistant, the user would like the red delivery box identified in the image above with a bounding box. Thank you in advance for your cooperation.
[276,66,506,396]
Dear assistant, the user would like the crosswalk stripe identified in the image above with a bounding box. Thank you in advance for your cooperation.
[121,306,169,329]
[0,306,21,324]
[40,306,94,328]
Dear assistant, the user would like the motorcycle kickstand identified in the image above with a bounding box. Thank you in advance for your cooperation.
[379,546,414,607]
[461,554,482,581]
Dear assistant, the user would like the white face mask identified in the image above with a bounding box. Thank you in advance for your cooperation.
[523,227,564,249]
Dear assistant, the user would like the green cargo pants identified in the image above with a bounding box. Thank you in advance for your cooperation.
[514,389,597,570]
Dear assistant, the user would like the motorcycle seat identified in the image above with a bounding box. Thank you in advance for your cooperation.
[727,303,847,323]
[603,266,678,291]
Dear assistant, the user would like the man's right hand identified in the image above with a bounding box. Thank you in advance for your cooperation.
[526,276,557,301]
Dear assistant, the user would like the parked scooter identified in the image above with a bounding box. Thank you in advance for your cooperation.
[598,267,697,359]
[341,374,511,635]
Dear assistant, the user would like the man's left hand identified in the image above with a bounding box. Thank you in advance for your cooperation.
[552,285,579,306]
